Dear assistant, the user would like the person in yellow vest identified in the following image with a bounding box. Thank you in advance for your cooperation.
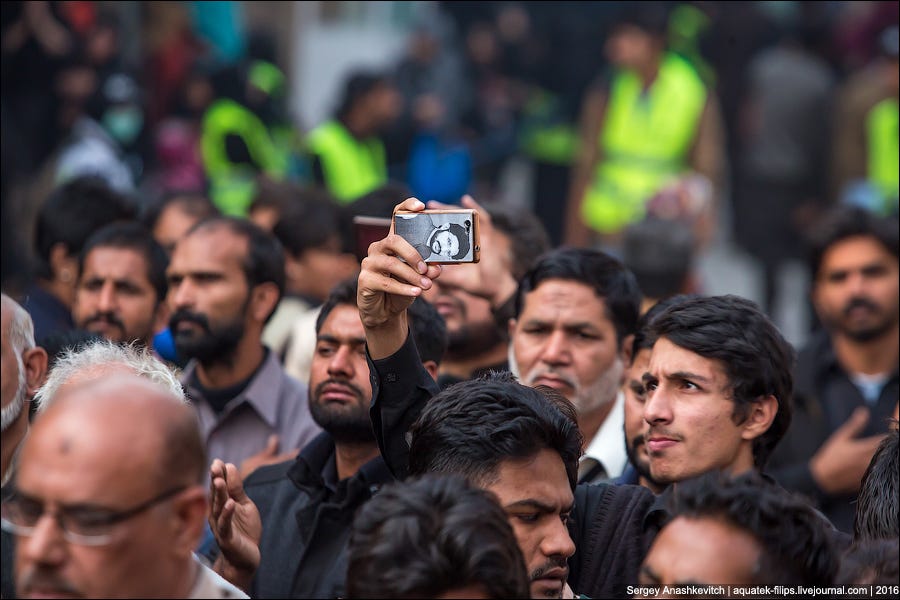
[306,72,401,204]
[200,61,294,216]
[564,3,724,250]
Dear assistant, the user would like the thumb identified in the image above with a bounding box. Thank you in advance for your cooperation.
[837,407,870,438]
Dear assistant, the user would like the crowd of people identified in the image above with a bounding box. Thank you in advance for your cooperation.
[1,1,898,599]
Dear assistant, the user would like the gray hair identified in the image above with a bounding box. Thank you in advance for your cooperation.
[34,339,186,412]
[2,294,35,356]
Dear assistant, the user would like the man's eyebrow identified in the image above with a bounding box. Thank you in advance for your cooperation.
[12,490,116,514]
[504,499,574,514]
[642,372,656,385]
[666,371,711,384]
[316,334,367,346]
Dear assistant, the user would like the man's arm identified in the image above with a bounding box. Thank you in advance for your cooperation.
[359,197,443,478]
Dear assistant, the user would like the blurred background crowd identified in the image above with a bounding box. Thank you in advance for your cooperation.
[1,0,898,346]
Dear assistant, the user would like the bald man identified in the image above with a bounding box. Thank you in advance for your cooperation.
[3,375,247,598]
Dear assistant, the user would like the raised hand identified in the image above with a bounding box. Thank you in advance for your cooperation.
[209,459,262,591]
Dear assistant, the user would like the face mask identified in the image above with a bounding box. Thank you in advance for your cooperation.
[102,105,144,146]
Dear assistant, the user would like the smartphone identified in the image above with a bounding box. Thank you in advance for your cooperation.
[393,209,480,264]
[352,216,392,262]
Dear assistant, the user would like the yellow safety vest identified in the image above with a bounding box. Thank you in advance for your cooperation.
[306,120,387,203]
[583,53,707,234]
[866,97,899,214]
[201,98,289,216]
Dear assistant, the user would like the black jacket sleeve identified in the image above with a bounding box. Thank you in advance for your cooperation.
[367,332,441,480]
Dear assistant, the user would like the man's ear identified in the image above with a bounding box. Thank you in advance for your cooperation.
[169,486,208,557]
[423,360,440,382]
[620,334,634,367]
[49,243,77,285]
[250,282,280,323]
[23,347,48,398]
[740,395,778,442]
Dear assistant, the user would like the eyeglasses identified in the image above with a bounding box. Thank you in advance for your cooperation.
[0,485,187,546]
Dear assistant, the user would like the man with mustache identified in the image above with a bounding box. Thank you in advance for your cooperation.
[72,222,170,349]
[166,216,320,473]
[431,196,641,484]
[5,373,247,599]
[1,295,48,599]
[425,203,550,388]
[206,279,446,597]
[768,207,898,532]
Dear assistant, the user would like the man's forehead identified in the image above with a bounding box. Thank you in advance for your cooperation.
[522,279,609,318]
[172,227,246,267]
[648,338,728,380]
[84,247,153,278]
[487,450,574,506]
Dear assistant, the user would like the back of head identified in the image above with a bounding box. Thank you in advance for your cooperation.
[141,191,218,233]
[407,297,447,367]
[79,221,169,302]
[347,474,529,599]
[33,339,185,413]
[807,207,899,280]
[408,374,583,490]
[613,1,671,38]
[837,539,900,585]
[272,188,349,256]
[623,217,694,301]
[336,71,390,120]
[854,427,899,542]
[648,295,794,468]
[670,471,839,585]
[346,181,413,220]
[515,247,641,345]
[34,176,136,279]
[486,203,551,281]
[188,216,286,305]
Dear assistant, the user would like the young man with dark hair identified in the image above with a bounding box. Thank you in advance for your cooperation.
[166,216,320,473]
[73,221,170,348]
[206,279,446,598]
[142,191,219,256]
[639,472,839,587]
[347,475,530,600]
[25,175,136,343]
[641,294,794,484]
[768,206,898,532]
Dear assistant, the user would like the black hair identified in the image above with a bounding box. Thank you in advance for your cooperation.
[631,294,698,357]
[669,471,839,585]
[515,248,641,347]
[79,222,169,304]
[647,295,794,468]
[188,217,285,319]
[141,190,218,232]
[347,474,530,599]
[445,222,470,260]
[336,71,391,121]
[613,1,671,38]
[315,278,358,335]
[408,374,583,490]
[272,189,350,257]
[34,176,136,279]
[836,539,900,585]
[807,206,899,280]
[623,217,694,301]
[487,203,551,281]
[854,427,899,542]
[408,297,447,367]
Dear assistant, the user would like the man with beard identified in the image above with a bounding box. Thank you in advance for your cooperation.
[769,207,898,532]
[166,217,320,473]
[1,294,48,599]
[205,279,446,597]
[429,196,640,484]
[72,222,170,349]
[427,202,550,388]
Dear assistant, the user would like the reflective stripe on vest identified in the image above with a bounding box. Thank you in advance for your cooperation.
[866,98,899,214]
[306,120,386,203]
[583,53,707,233]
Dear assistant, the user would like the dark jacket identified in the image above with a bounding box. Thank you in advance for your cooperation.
[368,333,658,599]
[767,329,899,533]
[244,432,393,598]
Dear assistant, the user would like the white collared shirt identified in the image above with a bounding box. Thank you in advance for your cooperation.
[580,391,628,480]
